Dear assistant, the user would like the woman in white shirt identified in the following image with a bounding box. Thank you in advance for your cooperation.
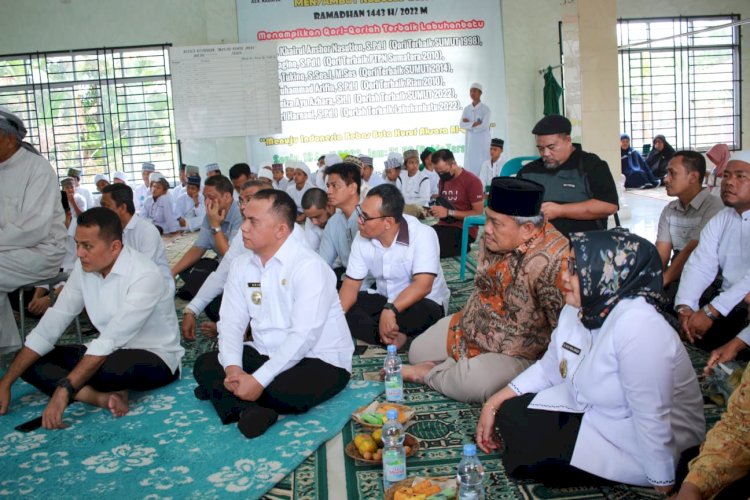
[476,229,705,494]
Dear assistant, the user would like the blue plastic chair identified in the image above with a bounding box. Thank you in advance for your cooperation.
[458,156,539,280]
[499,155,539,177]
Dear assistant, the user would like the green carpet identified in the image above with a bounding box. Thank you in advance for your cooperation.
[0,234,727,499]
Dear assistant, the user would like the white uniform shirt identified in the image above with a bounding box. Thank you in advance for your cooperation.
[345,214,450,312]
[399,170,431,207]
[479,152,508,188]
[366,173,385,188]
[76,185,95,210]
[141,194,178,234]
[186,224,308,316]
[217,232,353,387]
[273,178,289,191]
[459,101,492,176]
[286,182,312,213]
[123,214,173,292]
[510,299,705,487]
[133,183,150,213]
[175,192,206,232]
[25,246,184,373]
[62,192,88,272]
[676,207,750,344]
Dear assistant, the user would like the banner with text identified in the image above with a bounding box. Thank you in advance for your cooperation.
[237,0,507,171]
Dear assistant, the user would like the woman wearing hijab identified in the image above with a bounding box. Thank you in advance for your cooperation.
[706,143,731,188]
[475,229,705,494]
[647,135,676,180]
[621,134,660,189]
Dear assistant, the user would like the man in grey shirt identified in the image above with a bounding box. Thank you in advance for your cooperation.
[656,151,724,291]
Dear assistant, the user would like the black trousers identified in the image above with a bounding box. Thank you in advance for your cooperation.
[694,304,750,354]
[205,294,222,322]
[193,346,350,425]
[345,291,444,345]
[21,344,179,396]
[432,225,474,258]
[496,393,612,487]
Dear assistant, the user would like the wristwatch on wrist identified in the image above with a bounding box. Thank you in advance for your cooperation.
[383,302,399,315]
[702,304,719,321]
[448,209,455,217]
[211,226,222,234]
[56,377,78,404]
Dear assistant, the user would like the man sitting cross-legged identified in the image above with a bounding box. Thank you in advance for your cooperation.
[402,178,568,403]
[0,208,184,428]
[339,184,449,348]
[192,190,353,438]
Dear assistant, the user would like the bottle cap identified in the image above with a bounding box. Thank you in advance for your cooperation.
[463,443,477,456]
[386,409,398,420]
[387,345,397,354]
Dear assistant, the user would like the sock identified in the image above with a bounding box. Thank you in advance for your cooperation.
[237,405,279,439]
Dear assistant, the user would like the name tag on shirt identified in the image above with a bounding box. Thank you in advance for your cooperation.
[562,342,581,355]
[562,183,577,189]
[247,282,261,288]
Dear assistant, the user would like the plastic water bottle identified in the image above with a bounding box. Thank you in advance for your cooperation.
[382,409,406,490]
[457,443,485,500]
[384,345,403,402]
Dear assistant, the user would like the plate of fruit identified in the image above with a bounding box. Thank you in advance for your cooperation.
[385,476,458,500]
[345,430,420,464]
[352,401,415,428]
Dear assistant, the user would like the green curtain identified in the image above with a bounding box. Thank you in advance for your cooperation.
[543,67,563,116]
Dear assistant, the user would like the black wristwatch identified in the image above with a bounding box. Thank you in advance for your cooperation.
[56,377,78,404]
[383,302,399,315]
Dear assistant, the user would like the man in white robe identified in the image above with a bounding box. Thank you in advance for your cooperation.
[459,82,492,177]
[479,138,509,189]
[0,108,67,352]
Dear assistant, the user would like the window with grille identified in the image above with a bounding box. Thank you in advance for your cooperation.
[618,15,741,152]
[0,44,177,187]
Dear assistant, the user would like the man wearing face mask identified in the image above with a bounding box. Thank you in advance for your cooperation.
[428,149,484,258]
[517,115,619,238]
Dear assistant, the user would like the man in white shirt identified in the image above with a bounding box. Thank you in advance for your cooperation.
[420,147,440,197]
[286,161,313,223]
[479,138,508,189]
[301,187,336,252]
[192,190,353,438]
[92,174,110,208]
[228,163,252,203]
[175,175,205,232]
[676,151,750,368]
[459,82,492,176]
[360,154,384,188]
[100,183,173,291]
[67,167,95,209]
[181,179,273,340]
[271,163,289,191]
[112,171,128,185]
[340,184,449,348]
[0,208,183,428]
[133,162,154,214]
[0,108,67,352]
[399,149,431,216]
[383,152,403,187]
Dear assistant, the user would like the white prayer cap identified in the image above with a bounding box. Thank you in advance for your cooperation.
[113,171,128,182]
[728,150,750,165]
[324,153,341,167]
[294,161,311,177]
[94,174,109,184]
[258,165,274,181]
[0,107,26,140]
[384,152,403,170]
[141,162,155,172]
[470,82,483,92]
[149,172,166,183]
[205,162,221,174]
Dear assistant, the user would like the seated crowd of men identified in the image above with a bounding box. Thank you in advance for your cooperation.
[0,107,749,496]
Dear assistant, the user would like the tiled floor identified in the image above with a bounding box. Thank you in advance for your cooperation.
[618,189,673,243]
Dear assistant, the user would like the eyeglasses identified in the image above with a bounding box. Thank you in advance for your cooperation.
[567,257,577,276]
[355,205,388,224]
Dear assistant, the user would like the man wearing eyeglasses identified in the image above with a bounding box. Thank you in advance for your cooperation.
[339,184,450,349]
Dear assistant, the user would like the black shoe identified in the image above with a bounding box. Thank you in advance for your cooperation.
[193,385,210,401]
[237,405,279,438]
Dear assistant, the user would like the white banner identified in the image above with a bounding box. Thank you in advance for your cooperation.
[237,0,507,171]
